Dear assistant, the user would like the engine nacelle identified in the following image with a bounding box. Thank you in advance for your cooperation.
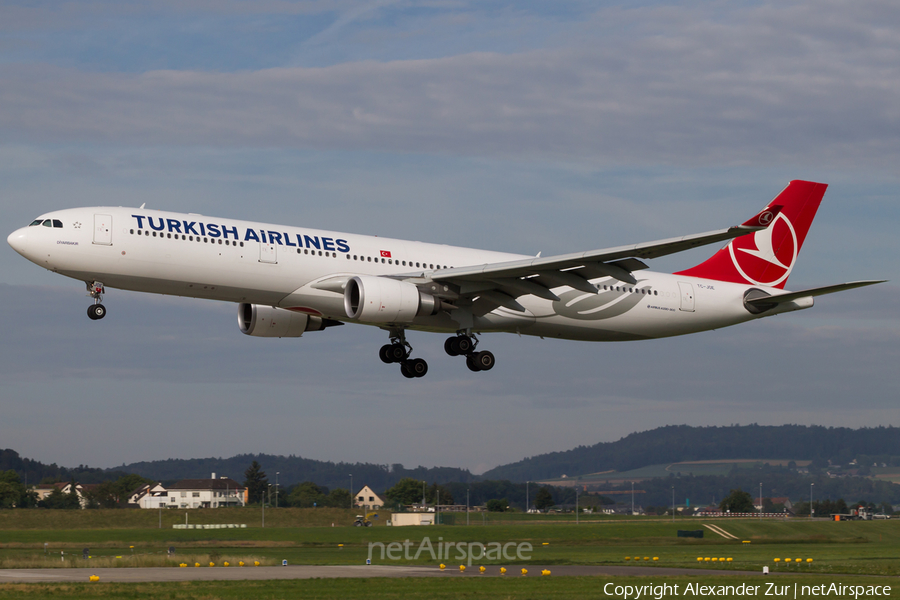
[343,275,442,324]
[238,303,327,337]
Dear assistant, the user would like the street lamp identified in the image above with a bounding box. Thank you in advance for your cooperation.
[526,481,529,514]
[631,481,635,516]
[575,486,579,525]
[466,489,470,526]
[759,483,762,519]
[672,486,675,522]
[810,483,814,519]
[349,474,353,510]
[276,472,279,509]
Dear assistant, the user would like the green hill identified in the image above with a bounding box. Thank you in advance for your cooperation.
[482,424,900,482]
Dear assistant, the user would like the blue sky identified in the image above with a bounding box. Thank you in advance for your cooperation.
[2,0,898,475]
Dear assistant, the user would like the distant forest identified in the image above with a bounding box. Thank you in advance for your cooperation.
[3,424,899,508]
[115,454,477,492]
[481,424,900,481]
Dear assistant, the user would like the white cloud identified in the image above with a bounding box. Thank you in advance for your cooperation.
[2,2,899,168]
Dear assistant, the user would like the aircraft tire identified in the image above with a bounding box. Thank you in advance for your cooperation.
[475,351,495,371]
[389,344,407,362]
[87,304,106,320]
[456,336,473,354]
[409,358,428,378]
[379,344,394,364]
[466,354,481,372]
[400,362,415,378]
[444,337,460,356]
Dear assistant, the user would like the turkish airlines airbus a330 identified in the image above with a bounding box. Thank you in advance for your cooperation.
[7,180,882,378]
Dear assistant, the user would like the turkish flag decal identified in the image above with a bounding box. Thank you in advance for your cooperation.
[380,250,392,258]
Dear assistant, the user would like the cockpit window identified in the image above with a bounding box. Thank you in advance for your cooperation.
[31,218,64,228]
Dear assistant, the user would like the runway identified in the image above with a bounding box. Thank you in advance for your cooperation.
[0,564,770,583]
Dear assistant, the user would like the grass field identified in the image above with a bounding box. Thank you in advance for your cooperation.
[0,510,897,577]
[1,509,898,598]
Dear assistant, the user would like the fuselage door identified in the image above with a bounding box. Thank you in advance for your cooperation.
[93,214,112,245]
[259,242,277,264]
[678,281,695,312]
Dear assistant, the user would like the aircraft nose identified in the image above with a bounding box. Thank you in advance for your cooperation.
[7,227,30,257]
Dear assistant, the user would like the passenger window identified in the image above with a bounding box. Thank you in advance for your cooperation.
[130,229,134,234]
[53,219,63,228]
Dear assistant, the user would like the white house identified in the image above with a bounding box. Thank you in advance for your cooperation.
[32,482,92,508]
[164,474,246,509]
[354,485,384,510]
[128,483,169,509]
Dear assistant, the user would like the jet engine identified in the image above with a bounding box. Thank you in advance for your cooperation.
[238,303,331,337]
[343,275,442,324]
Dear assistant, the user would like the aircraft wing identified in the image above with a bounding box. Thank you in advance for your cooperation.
[414,206,783,312]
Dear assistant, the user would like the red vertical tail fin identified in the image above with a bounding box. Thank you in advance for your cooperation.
[675,181,827,289]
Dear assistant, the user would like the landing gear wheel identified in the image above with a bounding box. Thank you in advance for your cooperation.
[400,362,415,379]
[389,343,407,363]
[444,337,459,356]
[87,304,106,320]
[379,345,394,364]
[474,350,495,371]
[456,336,473,354]
[408,358,428,378]
[466,354,481,372]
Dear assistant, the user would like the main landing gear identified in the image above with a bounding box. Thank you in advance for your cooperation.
[86,281,107,320]
[379,330,428,379]
[444,334,495,372]
[378,330,496,378]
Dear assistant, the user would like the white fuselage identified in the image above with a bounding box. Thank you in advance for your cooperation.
[8,206,806,341]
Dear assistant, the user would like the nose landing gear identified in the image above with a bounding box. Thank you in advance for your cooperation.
[445,333,495,372]
[379,330,428,379]
[86,281,106,320]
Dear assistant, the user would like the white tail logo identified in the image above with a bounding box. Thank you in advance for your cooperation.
[728,212,797,287]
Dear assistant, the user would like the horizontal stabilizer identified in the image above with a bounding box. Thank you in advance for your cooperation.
[745,280,885,312]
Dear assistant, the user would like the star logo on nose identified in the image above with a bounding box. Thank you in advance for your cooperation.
[73,222,82,229]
